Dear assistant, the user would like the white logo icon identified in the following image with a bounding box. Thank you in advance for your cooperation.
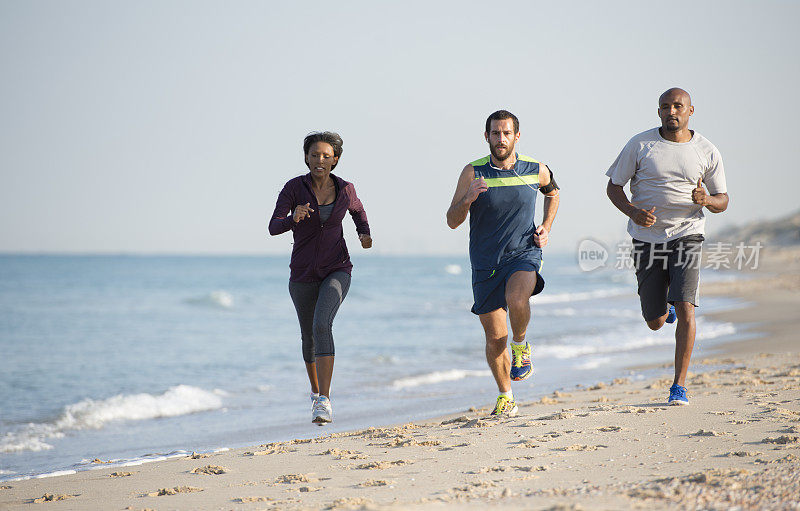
[577,239,608,272]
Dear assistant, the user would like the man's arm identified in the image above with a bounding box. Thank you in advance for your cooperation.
[533,165,560,247]
[606,178,657,227]
[446,164,486,229]
[538,165,559,231]
[692,178,729,213]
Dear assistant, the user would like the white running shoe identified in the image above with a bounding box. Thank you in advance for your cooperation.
[312,395,332,424]
[310,392,319,411]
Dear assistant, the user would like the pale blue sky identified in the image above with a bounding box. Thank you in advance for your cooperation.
[1,1,798,255]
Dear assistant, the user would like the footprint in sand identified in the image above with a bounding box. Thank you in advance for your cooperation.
[692,429,724,437]
[513,465,548,472]
[462,418,491,428]
[466,466,509,474]
[354,460,410,470]
[555,444,607,451]
[510,439,539,448]
[597,426,622,432]
[358,479,394,487]
[318,448,368,459]
[245,446,296,456]
[191,465,227,475]
[109,471,133,478]
[328,497,373,509]
[274,474,312,483]
[439,442,470,451]
[761,435,799,444]
[441,416,470,425]
[536,412,572,421]
[32,493,79,503]
[724,451,761,457]
[233,496,274,503]
[146,486,203,497]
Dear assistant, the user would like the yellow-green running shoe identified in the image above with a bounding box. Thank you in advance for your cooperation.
[489,395,518,417]
[510,342,532,381]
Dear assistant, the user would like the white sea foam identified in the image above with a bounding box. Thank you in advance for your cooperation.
[0,385,223,454]
[392,369,491,390]
[540,307,641,318]
[532,288,631,304]
[536,321,736,360]
[34,470,76,479]
[573,357,612,370]
[184,290,234,309]
[444,264,463,275]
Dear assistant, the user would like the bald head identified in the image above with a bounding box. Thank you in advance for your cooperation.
[659,87,692,106]
[658,87,694,137]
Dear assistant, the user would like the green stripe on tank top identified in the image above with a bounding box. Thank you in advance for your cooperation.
[478,174,539,187]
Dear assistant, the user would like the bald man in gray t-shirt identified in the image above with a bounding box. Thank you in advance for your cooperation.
[606,87,729,406]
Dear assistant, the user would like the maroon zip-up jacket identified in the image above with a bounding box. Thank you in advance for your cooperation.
[269,173,370,282]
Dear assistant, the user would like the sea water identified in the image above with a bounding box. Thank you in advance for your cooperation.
[0,254,748,480]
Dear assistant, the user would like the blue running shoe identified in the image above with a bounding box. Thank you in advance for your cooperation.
[510,342,532,381]
[665,305,677,324]
[668,384,688,405]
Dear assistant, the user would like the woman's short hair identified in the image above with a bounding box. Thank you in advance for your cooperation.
[303,131,344,169]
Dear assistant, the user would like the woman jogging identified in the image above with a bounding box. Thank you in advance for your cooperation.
[268,131,372,424]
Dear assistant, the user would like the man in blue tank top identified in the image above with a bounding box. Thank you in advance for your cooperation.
[447,110,561,417]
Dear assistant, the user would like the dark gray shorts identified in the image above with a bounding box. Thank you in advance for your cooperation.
[631,234,703,321]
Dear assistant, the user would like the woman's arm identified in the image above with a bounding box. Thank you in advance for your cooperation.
[268,184,296,236]
[346,183,372,248]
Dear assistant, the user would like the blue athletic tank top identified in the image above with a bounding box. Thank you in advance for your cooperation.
[468,154,541,270]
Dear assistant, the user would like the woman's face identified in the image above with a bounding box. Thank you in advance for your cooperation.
[306,142,338,179]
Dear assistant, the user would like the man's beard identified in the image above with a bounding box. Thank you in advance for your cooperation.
[490,143,514,161]
[663,119,681,132]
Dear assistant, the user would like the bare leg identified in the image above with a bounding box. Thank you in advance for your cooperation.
[505,271,538,342]
[316,355,335,398]
[479,309,510,393]
[673,302,696,386]
[305,362,319,395]
[646,310,669,331]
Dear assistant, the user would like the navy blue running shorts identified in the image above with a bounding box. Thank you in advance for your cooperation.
[470,258,545,315]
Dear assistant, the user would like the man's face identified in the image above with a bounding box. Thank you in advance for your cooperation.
[658,92,694,132]
[485,118,519,161]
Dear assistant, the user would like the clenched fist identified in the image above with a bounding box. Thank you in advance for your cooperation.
[465,177,489,203]
[692,178,708,206]
[533,225,549,247]
[293,203,314,223]
[631,206,657,227]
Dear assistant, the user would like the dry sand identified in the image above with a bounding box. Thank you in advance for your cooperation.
[2,249,798,510]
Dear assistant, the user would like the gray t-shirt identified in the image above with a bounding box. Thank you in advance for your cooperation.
[606,128,727,243]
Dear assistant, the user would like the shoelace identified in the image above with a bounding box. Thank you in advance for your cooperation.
[512,345,527,367]
[313,400,330,414]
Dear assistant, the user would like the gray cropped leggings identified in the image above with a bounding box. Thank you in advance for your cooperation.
[288,271,351,364]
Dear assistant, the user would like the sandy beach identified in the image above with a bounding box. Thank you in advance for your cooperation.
[2,249,799,510]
